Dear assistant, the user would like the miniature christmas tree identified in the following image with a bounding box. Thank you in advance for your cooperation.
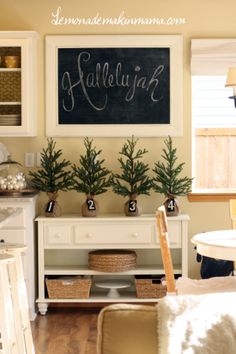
[152,136,193,215]
[29,138,73,217]
[72,137,111,216]
[29,138,73,193]
[111,136,153,216]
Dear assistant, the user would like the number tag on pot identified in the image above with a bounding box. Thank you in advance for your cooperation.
[45,201,55,213]
[167,198,176,212]
[128,200,137,213]
[86,199,96,210]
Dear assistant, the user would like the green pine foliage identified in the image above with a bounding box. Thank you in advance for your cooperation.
[111,136,153,197]
[29,138,73,192]
[152,136,193,197]
[72,137,111,196]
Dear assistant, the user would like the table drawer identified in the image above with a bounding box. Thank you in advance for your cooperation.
[44,224,73,247]
[74,223,154,245]
[0,229,26,244]
[156,221,181,247]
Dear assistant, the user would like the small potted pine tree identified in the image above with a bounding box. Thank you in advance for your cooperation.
[29,138,74,217]
[72,137,112,217]
[152,136,193,216]
[111,136,153,216]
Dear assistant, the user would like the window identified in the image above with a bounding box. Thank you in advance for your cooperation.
[192,76,236,191]
[191,39,236,195]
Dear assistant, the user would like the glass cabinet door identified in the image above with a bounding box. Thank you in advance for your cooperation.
[0,46,21,127]
[0,32,37,136]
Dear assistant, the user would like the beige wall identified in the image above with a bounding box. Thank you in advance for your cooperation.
[1,0,236,277]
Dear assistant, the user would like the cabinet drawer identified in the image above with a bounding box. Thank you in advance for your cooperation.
[74,224,153,245]
[0,229,25,244]
[169,222,182,246]
[0,209,25,228]
[156,221,181,247]
[44,224,73,247]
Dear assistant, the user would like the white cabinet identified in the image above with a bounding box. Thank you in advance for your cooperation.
[36,214,189,315]
[0,196,38,320]
[0,31,38,136]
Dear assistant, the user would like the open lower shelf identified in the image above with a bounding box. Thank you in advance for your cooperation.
[44,264,182,275]
[0,102,21,105]
[0,68,21,72]
[37,293,161,303]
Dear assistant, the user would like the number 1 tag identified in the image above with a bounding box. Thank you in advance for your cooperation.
[128,200,137,213]
[45,201,55,213]
[86,199,96,211]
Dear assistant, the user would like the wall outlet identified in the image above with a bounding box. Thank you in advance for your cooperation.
[36,152,42,167]
[25,152,35,167]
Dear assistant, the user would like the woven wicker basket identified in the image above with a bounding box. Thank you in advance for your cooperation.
[135,276,167,298]
[46,276,92,299]
[89,250,137,272]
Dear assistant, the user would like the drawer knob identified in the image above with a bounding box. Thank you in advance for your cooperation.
[86,233,92,238]
[0,239,5,243]
[131,233,138,238]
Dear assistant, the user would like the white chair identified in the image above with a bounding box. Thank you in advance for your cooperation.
[156,205,236,295]
[0,253,21,354]
[0,244,35,354]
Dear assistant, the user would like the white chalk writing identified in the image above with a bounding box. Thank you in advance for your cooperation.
[61,51,164,112]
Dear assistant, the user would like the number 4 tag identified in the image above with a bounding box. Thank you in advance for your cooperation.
[167,198,176,212]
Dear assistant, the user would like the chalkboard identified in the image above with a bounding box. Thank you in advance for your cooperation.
[58,47,170,125]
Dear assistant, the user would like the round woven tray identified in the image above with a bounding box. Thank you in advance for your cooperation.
[88,249,137,272]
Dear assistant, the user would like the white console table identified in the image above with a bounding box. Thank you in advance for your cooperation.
[36,214,189,315]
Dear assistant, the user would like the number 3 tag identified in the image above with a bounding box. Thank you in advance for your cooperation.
[128,200,137,213]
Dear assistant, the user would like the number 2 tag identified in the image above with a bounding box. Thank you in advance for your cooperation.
[86,199,96,211]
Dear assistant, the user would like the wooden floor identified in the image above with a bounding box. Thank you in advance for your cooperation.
[31,307,100,354]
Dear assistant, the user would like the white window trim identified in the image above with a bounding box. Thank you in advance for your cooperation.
[191,38,236,194]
